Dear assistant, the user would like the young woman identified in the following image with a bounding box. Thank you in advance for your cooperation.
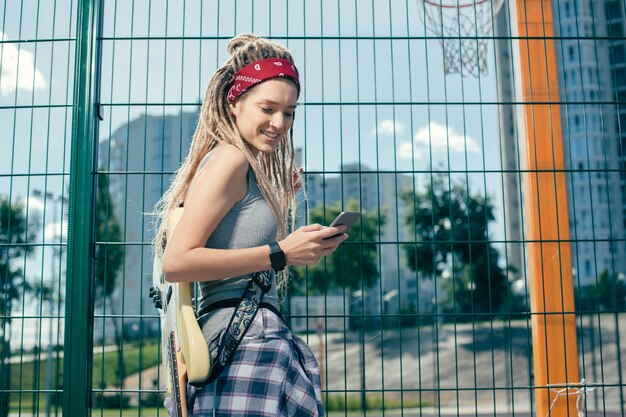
[153,34,346,416]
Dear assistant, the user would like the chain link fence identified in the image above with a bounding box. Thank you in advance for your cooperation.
[1,0,624,416]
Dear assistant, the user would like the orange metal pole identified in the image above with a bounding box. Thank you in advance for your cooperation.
[513,1,580,417]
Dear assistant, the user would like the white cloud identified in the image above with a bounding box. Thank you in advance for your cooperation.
[371,119,406,137]
[398,141,423,160]
[26,196,45,215]
[0,31,47,95]
[45,221,67,241]
[413,121,480,154]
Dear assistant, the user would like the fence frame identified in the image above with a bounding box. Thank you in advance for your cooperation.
[52,1,618,416]
[62,0,99,415]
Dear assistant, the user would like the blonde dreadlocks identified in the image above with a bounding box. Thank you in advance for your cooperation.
[153,34,299,291]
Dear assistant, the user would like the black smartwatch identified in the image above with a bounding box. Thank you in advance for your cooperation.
[268,241,287,272]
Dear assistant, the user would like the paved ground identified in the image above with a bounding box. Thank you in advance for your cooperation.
[335,412,624,417]
[305,315,626,414]
[119,314,625,415]
[324,411,625,417]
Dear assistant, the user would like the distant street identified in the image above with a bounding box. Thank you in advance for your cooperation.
[304,314,626,414]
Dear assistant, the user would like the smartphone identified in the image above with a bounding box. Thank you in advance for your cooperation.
[323,211,362,239]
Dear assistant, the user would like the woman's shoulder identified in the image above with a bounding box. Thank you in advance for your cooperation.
[200,144,249,176]
[187,144,249,201]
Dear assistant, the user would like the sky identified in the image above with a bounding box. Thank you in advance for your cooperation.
[1,0,514,348]
[1,0,508,198]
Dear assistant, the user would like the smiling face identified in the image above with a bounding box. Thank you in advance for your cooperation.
[228,78,298,156]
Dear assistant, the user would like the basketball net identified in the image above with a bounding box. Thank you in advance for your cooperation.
[418,0,505,77]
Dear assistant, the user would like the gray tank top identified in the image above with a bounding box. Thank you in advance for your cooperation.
[195,146,280,315]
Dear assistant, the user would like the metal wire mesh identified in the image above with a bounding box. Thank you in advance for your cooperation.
[0,0,76,415]
[1,0,625,416]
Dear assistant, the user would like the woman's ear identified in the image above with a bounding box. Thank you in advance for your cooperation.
[228,100,240,118]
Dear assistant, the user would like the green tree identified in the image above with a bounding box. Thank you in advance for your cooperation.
[0,197,39,417]
[291,200,384,294]
[401,174,510,319]
[597,269,626,311]
[93,174,125,394]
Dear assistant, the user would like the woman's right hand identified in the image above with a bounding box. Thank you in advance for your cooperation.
[279,223,348,266]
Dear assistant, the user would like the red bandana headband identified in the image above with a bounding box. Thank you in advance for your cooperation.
[227,58,300,103]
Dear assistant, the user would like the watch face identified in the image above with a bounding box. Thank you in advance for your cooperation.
[269,244,286,271]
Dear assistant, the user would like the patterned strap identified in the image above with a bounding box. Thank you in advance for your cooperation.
[205,270,273,383]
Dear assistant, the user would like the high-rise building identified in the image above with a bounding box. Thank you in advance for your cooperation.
[552,0,626,286]
[494,4,526,283]
[496,0,626,289]
[98,111,197,339]
[605,0,626,249]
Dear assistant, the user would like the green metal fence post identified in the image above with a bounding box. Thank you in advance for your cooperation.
[63,0,100,415]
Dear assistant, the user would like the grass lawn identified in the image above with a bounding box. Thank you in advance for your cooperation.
[92,407,165,416]
[92,342,161,386]
[9,341,161,412]
[7,405,167,417]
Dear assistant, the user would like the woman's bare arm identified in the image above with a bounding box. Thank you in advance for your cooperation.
[162,145,348,283]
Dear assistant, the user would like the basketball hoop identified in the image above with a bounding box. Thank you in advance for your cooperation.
[418,0,505,77]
